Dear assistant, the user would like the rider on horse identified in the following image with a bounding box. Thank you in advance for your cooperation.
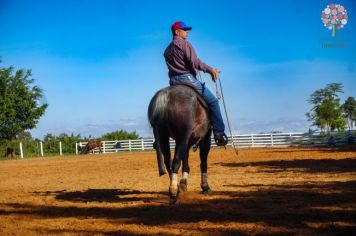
[164,21,228,146]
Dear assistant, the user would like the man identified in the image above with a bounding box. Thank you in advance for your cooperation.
[163,21,228,146]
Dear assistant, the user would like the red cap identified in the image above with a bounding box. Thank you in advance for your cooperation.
[171,21,192,32]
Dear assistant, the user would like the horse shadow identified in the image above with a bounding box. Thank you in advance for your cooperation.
[34,188,166,203]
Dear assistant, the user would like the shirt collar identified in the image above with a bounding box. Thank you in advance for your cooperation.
[173,35,185,40]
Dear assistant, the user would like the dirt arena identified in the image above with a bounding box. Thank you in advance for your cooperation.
[0,146,355,235]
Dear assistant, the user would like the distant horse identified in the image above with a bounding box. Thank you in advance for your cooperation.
[5,147,15,158]
[81,140,102,154]
[148,85,212,203]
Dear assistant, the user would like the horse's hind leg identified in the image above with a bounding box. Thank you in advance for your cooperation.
[179,148,190,192]
[170,140,188,199]
[199,132,212,194]
[160,134,172,177]
[153,128,167,176]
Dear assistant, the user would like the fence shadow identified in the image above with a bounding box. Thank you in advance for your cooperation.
[2,180,356,235]
[217,157,356,173]
[262,144,356,154]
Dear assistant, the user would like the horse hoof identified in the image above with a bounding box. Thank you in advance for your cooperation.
[169,185,179,197]
[169,188,180,205]
[159,170,167,176]
[170,195,179,205]
[201,185,212,194]
[179,179,188,192]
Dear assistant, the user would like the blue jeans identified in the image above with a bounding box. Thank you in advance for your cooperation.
[169,73,225,134]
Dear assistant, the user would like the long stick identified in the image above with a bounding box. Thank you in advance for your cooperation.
[217,76,239,156]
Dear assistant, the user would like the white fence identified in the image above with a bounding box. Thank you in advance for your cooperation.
[2,141,65,159]
[77,132,308,154]
[4,132,353,158]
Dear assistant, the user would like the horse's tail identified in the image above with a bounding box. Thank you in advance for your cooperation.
[148,87,169,127]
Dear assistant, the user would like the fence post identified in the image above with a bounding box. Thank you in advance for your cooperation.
[19,142,24,159]
[75,143,78,155]
[129,140,132,151]
[40,142,44,157]
[251,135,254,147]
[141,139,145,151]
[59,141,63,156]
[271,134,274,146]
[103,141,106,153]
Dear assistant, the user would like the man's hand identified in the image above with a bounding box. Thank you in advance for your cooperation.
[209,68,220,81]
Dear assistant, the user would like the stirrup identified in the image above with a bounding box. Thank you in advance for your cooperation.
[214,133,228,146]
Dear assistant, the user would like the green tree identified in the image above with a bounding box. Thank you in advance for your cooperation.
[43,133,58,153]
[341,96,356,131]
[306,83,345,132]
[57,133,83,154]
[0,60,48,142]
[42,133,87,154]
[101,129,139,140]
[17,131,33,142]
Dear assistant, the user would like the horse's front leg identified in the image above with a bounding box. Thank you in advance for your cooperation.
[199,134,212,194]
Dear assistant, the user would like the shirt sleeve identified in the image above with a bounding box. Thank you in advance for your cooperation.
[184,41,213,73]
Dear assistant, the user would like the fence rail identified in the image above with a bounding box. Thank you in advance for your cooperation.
[76,132,354,154]
[2,131,354,158]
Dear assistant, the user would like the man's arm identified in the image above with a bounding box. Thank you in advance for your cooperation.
[184,41,219,81]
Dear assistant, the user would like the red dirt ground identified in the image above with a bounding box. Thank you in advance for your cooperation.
[0,146,355,235]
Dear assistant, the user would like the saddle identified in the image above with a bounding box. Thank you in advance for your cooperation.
[174,83,208,110]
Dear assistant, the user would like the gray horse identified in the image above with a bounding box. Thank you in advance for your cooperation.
[148,85,212,203]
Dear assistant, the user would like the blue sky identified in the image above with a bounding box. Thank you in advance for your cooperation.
[1,0,355,138]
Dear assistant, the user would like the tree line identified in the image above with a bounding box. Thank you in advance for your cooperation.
[45,129,139,155]
[1,130,140,157]
[306,83,355,132]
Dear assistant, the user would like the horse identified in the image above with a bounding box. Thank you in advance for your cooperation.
[148,84,212,203]
[5,147,15,158]
[81,140,103,154]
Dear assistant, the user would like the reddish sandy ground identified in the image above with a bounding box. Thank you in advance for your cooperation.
[0,146,355,235]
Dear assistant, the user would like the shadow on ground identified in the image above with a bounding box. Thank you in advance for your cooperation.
[262,145,356,154]
[34,189,165,203]
[217,158,356,173]
[1,180,355,235]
